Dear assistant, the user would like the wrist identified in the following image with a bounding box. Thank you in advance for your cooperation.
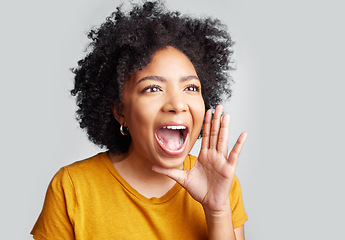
[202,198,231,216]
[203,203,231,220]
[203,204,235,240]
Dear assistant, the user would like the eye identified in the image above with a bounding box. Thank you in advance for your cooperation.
[141,84,162,93]
[184,84,200,92]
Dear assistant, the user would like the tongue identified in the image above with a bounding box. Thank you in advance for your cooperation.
[156,128,183,151]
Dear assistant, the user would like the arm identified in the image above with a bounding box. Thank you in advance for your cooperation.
[204,205,235,239]
[235,225,245,240]
[31,168,75,240]
[153,105,247,239]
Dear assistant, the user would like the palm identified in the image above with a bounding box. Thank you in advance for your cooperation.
[183,150,234,210]
[153,105,247,211]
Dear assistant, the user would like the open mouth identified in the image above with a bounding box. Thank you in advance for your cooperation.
[155,125,189,155]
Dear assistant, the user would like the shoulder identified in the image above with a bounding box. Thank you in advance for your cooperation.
[231,175,240,189]
[64,152,104,170]
[51,152,108,188]
[187,154,198,168]
[61,152,107,176]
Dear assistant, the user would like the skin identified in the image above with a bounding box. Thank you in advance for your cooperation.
[111,46,247,239]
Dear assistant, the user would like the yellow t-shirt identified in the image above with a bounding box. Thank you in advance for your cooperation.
[31,152,247,239]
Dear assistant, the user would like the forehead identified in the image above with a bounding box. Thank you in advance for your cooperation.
[129,46,198,84]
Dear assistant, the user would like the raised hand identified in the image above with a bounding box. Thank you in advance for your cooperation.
[152,105,247,212]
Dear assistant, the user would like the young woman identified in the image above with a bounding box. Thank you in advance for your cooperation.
[31,1,248,239]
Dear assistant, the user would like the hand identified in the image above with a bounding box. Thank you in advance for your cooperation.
[152,105,247,212]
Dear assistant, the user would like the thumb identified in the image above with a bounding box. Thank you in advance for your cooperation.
[152,165,188,187]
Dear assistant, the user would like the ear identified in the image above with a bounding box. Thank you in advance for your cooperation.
[111,104,125,126]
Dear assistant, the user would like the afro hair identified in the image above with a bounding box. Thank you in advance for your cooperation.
[71,1,235,153]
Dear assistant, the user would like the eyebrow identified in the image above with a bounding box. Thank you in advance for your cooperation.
[136,75,200,85]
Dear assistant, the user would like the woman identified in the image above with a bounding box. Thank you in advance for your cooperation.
[31,1,248,239]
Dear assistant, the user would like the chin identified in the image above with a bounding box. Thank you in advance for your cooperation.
[154,148,190,169]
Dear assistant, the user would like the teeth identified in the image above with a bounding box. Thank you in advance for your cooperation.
[163,126,186,130]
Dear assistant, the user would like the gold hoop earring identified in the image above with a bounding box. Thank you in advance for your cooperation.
[120,124,129,135]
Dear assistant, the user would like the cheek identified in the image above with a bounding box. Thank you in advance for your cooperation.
[197,107,206,129]
[192,98,206,131]
[125,99,158,131]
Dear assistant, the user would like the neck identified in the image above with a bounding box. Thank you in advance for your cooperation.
[108,149,182,198]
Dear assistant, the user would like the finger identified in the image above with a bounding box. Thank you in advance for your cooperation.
[209,105,223,150]
[217,113,230,158]
[201,109,212,150]
[152,165,188,187]
[227,132,248,169]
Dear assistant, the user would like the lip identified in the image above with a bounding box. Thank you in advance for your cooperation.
[154,121,189,156]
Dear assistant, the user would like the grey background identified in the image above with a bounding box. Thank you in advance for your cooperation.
[1,0,344,239]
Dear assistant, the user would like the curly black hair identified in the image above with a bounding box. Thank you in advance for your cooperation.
[71,1,235,153]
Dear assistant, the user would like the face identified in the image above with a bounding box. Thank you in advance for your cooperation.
[115,46,205,169]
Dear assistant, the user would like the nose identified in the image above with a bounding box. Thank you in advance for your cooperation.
[162,92,188,113]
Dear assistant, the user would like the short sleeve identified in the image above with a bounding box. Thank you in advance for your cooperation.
[31,167,76,240]
[230,175,248,229]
